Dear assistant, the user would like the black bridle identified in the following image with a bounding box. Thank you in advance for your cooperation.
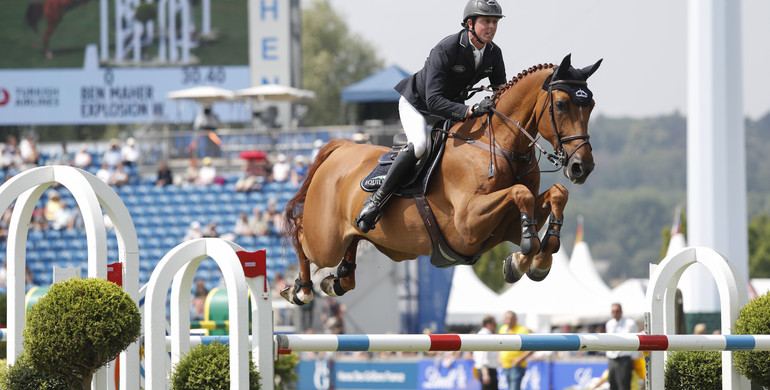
[536,79,592,167]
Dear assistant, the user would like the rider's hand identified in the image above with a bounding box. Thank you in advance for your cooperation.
[469,97,495,118]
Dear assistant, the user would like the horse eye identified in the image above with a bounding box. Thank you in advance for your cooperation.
[555,100,568,113]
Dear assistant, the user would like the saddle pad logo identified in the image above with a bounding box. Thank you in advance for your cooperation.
[452,65,465,73]
[575,88,589,99]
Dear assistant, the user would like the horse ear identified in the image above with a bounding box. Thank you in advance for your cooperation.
[581,58,603,79]
[554,54,572,79]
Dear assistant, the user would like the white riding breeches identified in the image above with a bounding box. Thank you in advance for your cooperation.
[399,96,438,158]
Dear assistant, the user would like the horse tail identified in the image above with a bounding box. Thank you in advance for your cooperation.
[283,139,352,255]
[26,2,44,33]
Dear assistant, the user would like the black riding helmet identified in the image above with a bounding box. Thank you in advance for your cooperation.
[461,0,505,27]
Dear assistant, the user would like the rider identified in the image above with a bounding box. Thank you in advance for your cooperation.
[356,0,507,233]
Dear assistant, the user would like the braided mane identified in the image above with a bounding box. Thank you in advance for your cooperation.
[493,63,555,100]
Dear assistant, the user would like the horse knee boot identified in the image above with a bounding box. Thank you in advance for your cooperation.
[356,143,418,232]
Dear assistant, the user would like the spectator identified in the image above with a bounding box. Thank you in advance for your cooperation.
[30,207,49,231]
[265,198,283,234]
[271,153,291,183]
[247,206,269,236]
[109,162,129,187]
[233,212,253,236]
[474,316,500,390]
[604,303,638,390]
[103,139,123,168]
[183,158,199,186]
[43,190,64,223]
[499,311,532,390]
[155,161,174,186]
[184,221,203,241]
[191,279,208,321]
[322,299,345,334]
[19,135,40,167]
[121,137,140,168]
[50,141,73,166]
[196,157,216,186]
[202,222,219,238]
[73,144,93,169]
[235,158,264,192]
[290,155,308,186]
[96,161,112,183]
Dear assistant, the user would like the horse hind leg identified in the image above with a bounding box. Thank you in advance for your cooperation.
[280,247,314,306]
[320,238,359,297]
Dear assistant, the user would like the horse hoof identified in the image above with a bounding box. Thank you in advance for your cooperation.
[503,253,524,283]
[320,275,346,297]
[527,266,551,282]
[280,286,307,306]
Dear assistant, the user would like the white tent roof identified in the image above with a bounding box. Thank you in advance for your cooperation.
[569,241,611,297]
[166,86,236,102]
[445,265,504,326]
[498,249,612,328]
[235,84,315,102]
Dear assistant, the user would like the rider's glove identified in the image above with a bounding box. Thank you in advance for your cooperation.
[470,97,495,118]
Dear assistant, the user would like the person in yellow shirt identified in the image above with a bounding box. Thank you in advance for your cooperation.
[498,311,532,390]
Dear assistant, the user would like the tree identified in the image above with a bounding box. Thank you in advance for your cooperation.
[301,0,383,126]
[748,214,770,278]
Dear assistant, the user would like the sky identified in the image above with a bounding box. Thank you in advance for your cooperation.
[325,0,770,119]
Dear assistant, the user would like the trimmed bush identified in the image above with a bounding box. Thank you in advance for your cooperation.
[23,278,141,390]
[734,291,770,387]
[274,353,299,390]
[664,350,721,389]
[2,353,68,390]
[171,342,262,390]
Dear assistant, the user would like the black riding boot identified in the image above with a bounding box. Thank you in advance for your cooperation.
[356,143,418,233]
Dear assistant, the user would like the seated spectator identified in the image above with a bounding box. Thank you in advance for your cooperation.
[155,161,173,186]
[103,139,123,169]
[184,221,203,241]
[235,158,266,192]
[291,155,308,186]
[233,212,253,236]
[109,162,129,187]
[191,279,208,321]
[73,144,93,169]
[44,190,64,223]
[19,135,40,168]
[183,158,199,186]
[247,206,269,236]
[195,157,216,186]
[121,137,140,168]
[96,161,112,183]
[50,141,73,166]
[265,198,283,234]
[202,222,219,238]
[271,154,291,183]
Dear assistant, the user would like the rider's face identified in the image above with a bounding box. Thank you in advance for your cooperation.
[469,16,499,45]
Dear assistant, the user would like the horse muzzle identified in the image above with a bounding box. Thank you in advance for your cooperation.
[563,152,594,184]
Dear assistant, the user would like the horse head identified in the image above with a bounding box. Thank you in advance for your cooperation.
[538,54,602,184]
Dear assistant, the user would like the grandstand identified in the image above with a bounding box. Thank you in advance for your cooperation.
[2,125,405,295]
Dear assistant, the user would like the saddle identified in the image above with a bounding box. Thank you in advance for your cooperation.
[359,121,486,268]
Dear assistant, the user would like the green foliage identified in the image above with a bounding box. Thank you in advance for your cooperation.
[274,353,299,390]
[301,0,383,125]
[748,214,770,278]
[171,342,262,390]
[733,292,770,386]
[23,278,141,389]
[2,353,69,390]
[473,242,513,293]
[134,3,158,23]
[664,350,721,389]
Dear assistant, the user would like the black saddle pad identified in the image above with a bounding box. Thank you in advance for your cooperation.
[360,123,451,197]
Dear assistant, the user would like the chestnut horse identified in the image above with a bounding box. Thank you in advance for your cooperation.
[281,54,602,305]
[26,0,89,58]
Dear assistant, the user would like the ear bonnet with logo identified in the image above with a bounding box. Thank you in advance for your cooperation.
[542,54,603,106]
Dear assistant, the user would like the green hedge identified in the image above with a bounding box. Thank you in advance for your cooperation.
[664,350,721,389]
[734,291,770,387]
[23,278,141,389]
[171,342,262,390]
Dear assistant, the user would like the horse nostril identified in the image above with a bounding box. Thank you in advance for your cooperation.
[570,163,584,178]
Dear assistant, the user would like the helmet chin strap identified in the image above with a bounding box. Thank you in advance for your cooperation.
[466,19,485,48]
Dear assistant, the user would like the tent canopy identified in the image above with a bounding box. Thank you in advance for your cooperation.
[341,64,410,103]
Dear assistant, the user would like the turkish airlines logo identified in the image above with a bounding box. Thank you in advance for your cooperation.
[0,88,9,106]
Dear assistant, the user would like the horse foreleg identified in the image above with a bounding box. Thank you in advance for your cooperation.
[280,247,314,306]
[320,239,359,297]
[527,184,569,281]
